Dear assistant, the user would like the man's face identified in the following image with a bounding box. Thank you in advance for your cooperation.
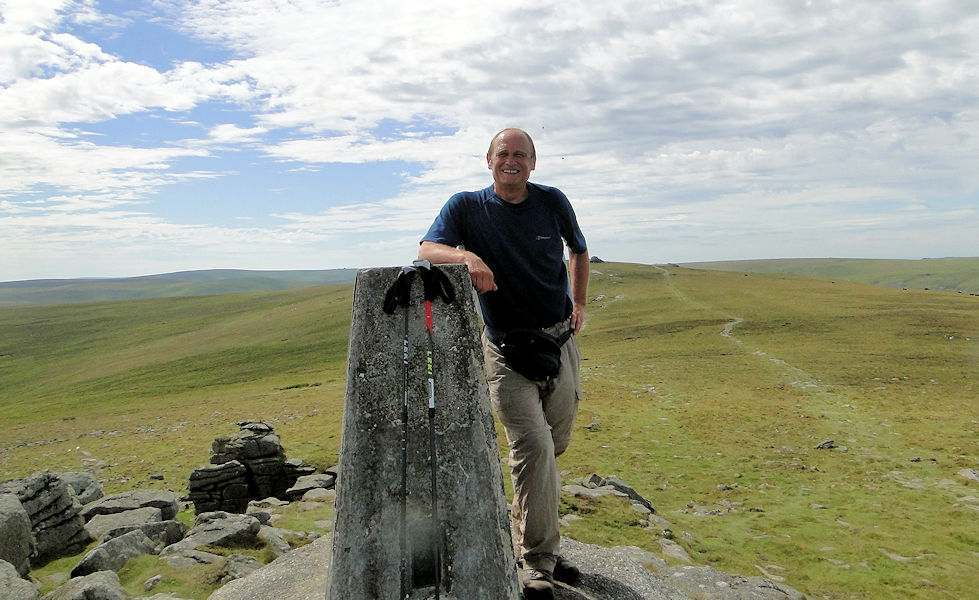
[487,131,536,188]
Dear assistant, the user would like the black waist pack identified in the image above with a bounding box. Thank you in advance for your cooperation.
[498,327,573,381]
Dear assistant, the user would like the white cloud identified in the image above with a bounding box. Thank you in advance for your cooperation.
[207,123,267,145]
[0,0,71,32]
[1,0,978,279]
[0,127,213,199]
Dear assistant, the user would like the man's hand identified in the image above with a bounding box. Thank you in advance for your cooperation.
[568,251,589,334]
[570,302,586,334]
[463,254,498,294]
[418,241,498,294]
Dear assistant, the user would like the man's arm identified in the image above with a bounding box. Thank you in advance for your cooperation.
[418,241,498,294]
[568,250,589,334]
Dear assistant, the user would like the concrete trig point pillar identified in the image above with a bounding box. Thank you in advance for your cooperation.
[328,265,520,600]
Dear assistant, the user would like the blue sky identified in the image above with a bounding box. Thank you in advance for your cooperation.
[1,0,977,281]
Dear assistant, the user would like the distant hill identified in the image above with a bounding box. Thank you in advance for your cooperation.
[6,259,978,306]
[680,257,979,294]
[0,268,359,306]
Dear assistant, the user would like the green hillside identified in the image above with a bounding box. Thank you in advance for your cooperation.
[1,264,977,600]
[0,268,359,306]
[682,257,979,293]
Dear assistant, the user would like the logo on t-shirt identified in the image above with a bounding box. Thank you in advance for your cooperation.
[536,235,552,241]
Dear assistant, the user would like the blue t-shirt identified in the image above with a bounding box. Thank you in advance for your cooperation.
[422,183,587,333]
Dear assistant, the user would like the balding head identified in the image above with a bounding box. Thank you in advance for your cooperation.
[488,128,536,158]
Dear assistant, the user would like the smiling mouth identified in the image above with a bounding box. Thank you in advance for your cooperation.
[502,169,519,174]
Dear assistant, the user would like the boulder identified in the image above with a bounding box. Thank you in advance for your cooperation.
[282,458,317,481]
[160,512,261,557]
[257,525,319,557]
[188,461,249,514]
[189,461,249,489]
[657,539,693,563]
[301,488,335,502]
[246,510,273,525]
[0,492,34,576]
[71,529,158,577]
[85,506,162,541]
[159,548,225,569]
[285,472,336,500]
[58,472,104,505]
[958,468,979,483]
[81,489,179,522]
[211,421,283,464]
[208,534,333,600]
[563,483,629,500]
[102,519,188,549]
[0,559,39,600]
[217,554,263,584]
[0,472,90,562]
[248,497,289,510]
[189,423,317,514]
[257,525,292,556]
[39,570,127,600]
[599,475,656,513]
[243,456,286,499]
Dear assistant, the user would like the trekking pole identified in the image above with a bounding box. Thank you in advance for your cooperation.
[383,266,417,600]
[412,260,455,599]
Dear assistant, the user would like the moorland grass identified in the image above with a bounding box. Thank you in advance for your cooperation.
[562,264,978,600]
[1,264,976,599]
[681,257,979,294]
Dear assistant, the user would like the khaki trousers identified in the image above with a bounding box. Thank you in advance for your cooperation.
[481,320,581,572]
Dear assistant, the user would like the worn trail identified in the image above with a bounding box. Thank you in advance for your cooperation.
[653,266,824,392]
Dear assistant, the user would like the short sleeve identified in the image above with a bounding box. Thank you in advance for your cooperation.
[421,193,466,248]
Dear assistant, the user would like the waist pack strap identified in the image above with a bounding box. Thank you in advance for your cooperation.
[486,324,573,346]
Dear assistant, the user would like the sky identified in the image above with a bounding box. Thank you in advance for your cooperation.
[1,0,977,281]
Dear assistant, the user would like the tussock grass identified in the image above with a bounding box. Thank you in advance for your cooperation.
[2,264,977,599]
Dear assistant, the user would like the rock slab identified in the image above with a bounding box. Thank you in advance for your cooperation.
[39,570,127,600]
[209,534,332,600]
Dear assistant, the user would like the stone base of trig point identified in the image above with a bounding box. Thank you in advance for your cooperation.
[327,265,520,600]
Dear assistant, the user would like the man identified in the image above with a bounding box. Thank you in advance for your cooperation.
[418,128,589,599]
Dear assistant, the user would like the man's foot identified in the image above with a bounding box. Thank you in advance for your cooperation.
[553,555,580,585]
[522,569,554,599]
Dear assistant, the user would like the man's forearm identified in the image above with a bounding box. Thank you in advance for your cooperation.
[419,241,497,293]
[569,251,589,306]
[418,241,468,264]
[568,250,589,333]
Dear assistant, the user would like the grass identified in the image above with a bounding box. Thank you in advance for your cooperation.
[2,263,977,599]
[558,264,978,599]
[681,257,979,294]
[0,285,350,489]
